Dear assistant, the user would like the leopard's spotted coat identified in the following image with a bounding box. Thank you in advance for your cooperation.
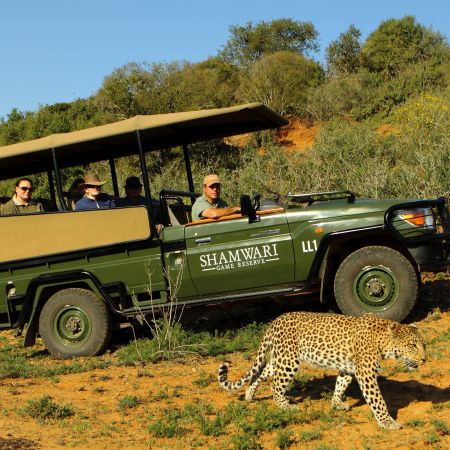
[218,312,426,429]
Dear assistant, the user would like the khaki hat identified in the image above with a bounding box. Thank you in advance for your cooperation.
[203,174,221,187]
[80,173,106,187]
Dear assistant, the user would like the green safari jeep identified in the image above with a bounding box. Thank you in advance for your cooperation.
[0,103,448,358]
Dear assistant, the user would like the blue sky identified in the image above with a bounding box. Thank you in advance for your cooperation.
[1,0,449,119]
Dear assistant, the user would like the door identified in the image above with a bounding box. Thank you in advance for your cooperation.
[185,212,295,296]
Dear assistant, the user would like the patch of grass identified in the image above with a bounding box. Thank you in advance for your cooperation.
[0,345,112,379]
[431,401,450,411]
[231,432,263,450]
[148,408,188,438]
[406,418,426,427]
[314,445,339,450]
[183,401,229,437]
[20,395,75,422]
[299,430,322,442]
[429,328,450,344]
[431,419,450,436]
[151,388,170,401]
[276,428,294,449]
[192,370,215,387]
[117,395,142,413]
[425,431,440,445]
[117,321,267,365]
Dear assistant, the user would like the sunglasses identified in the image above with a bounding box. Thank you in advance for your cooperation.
[19,186,33,192]
[85,185,101,189]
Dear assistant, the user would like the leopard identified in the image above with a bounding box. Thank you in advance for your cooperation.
[218,312,426,430]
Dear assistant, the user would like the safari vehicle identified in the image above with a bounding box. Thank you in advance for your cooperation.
[0,103,448,359]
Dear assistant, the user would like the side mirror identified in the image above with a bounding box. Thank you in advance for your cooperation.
[240,194,260,224]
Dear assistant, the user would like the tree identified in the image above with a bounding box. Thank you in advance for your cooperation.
[158,57,240,111]
[326,25,362,77]
[220,18,319,66]
[94,62,188,118]
[361,16,449,79]
[236,51,324,116]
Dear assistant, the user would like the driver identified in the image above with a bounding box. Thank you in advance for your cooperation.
[191,174,240,220]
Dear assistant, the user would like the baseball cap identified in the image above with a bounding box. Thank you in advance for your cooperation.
[203,174,221,187]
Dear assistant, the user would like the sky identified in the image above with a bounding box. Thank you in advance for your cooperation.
[1,0,449,119]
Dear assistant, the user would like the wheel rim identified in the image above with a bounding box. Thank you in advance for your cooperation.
[352,265,399,312]
[53,305,92,347]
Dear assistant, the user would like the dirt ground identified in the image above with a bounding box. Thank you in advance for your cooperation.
[0,275,449,450]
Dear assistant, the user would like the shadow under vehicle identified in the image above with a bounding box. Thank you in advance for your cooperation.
[0,103,448,358]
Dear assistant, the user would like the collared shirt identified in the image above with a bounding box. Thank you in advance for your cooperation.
[75,194,115,211]
[1,195,43,215]
[191,194,228,220]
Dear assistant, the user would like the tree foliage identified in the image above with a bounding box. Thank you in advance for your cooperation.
[326,25,362,77]
[220,18,319,65]
[361,16,449,79]
[0,16,449,203]
[236,51,323,116]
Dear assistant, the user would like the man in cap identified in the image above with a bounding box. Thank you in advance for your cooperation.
[116,176,146,207]
[75,173,115,210]
[1,177,43,215]
[191,174,240,220]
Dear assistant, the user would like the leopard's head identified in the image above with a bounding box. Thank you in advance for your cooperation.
[385,322,426,370]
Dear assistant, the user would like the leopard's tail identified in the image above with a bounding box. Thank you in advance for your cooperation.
[218,335,271,393]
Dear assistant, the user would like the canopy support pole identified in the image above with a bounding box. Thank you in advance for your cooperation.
[136,130,155,238]
[47,170,56,205]
[109,159,119,196]
[51,148,67,211]
[183,144,195,204]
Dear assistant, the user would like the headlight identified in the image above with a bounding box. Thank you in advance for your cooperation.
[394,207,435,231]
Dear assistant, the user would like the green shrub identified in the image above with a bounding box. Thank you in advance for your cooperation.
[21,395,75,421]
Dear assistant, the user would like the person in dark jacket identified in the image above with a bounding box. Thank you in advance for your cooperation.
[75,174,114,210]
[115,176,146,207]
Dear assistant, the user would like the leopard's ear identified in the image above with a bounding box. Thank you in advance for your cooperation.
[409,323,418,329]
[388,322,403,336]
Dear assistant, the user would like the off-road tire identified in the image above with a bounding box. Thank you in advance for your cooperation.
[334,246,418,321]
[39,288,112,359]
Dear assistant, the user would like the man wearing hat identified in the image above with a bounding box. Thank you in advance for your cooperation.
[75,174,115,210]
[116,176,146,207]
[191,174,240,220]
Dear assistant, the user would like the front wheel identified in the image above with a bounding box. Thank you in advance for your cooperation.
[334,246,418,322]
[39,288,112,359]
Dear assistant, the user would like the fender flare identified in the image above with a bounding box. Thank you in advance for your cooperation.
[22,270,119,347]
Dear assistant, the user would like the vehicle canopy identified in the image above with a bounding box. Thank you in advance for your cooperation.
[0,103,287,180]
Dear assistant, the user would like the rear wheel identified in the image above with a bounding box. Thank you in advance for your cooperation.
[39,288,112,359]
[334,246,418,321]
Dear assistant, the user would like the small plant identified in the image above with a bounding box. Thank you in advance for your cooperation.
[117,395,142,413]
[151,388,170,401]
[431,401,450,411]
[406,418,426,427]
[231,432,262,450]
[431,419,450,436]
[21,395,75,421]
[276,428,294,449]
[148,409,187,438]
[299,430,322,442]
[192,370,216,387]
[184,402,229,437]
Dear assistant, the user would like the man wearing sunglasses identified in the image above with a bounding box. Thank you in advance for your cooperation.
[1,178,43,215]
[75,173,115,211]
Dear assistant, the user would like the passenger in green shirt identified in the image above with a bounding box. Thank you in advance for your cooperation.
[1,178,43,215]
[191,174,240,220]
